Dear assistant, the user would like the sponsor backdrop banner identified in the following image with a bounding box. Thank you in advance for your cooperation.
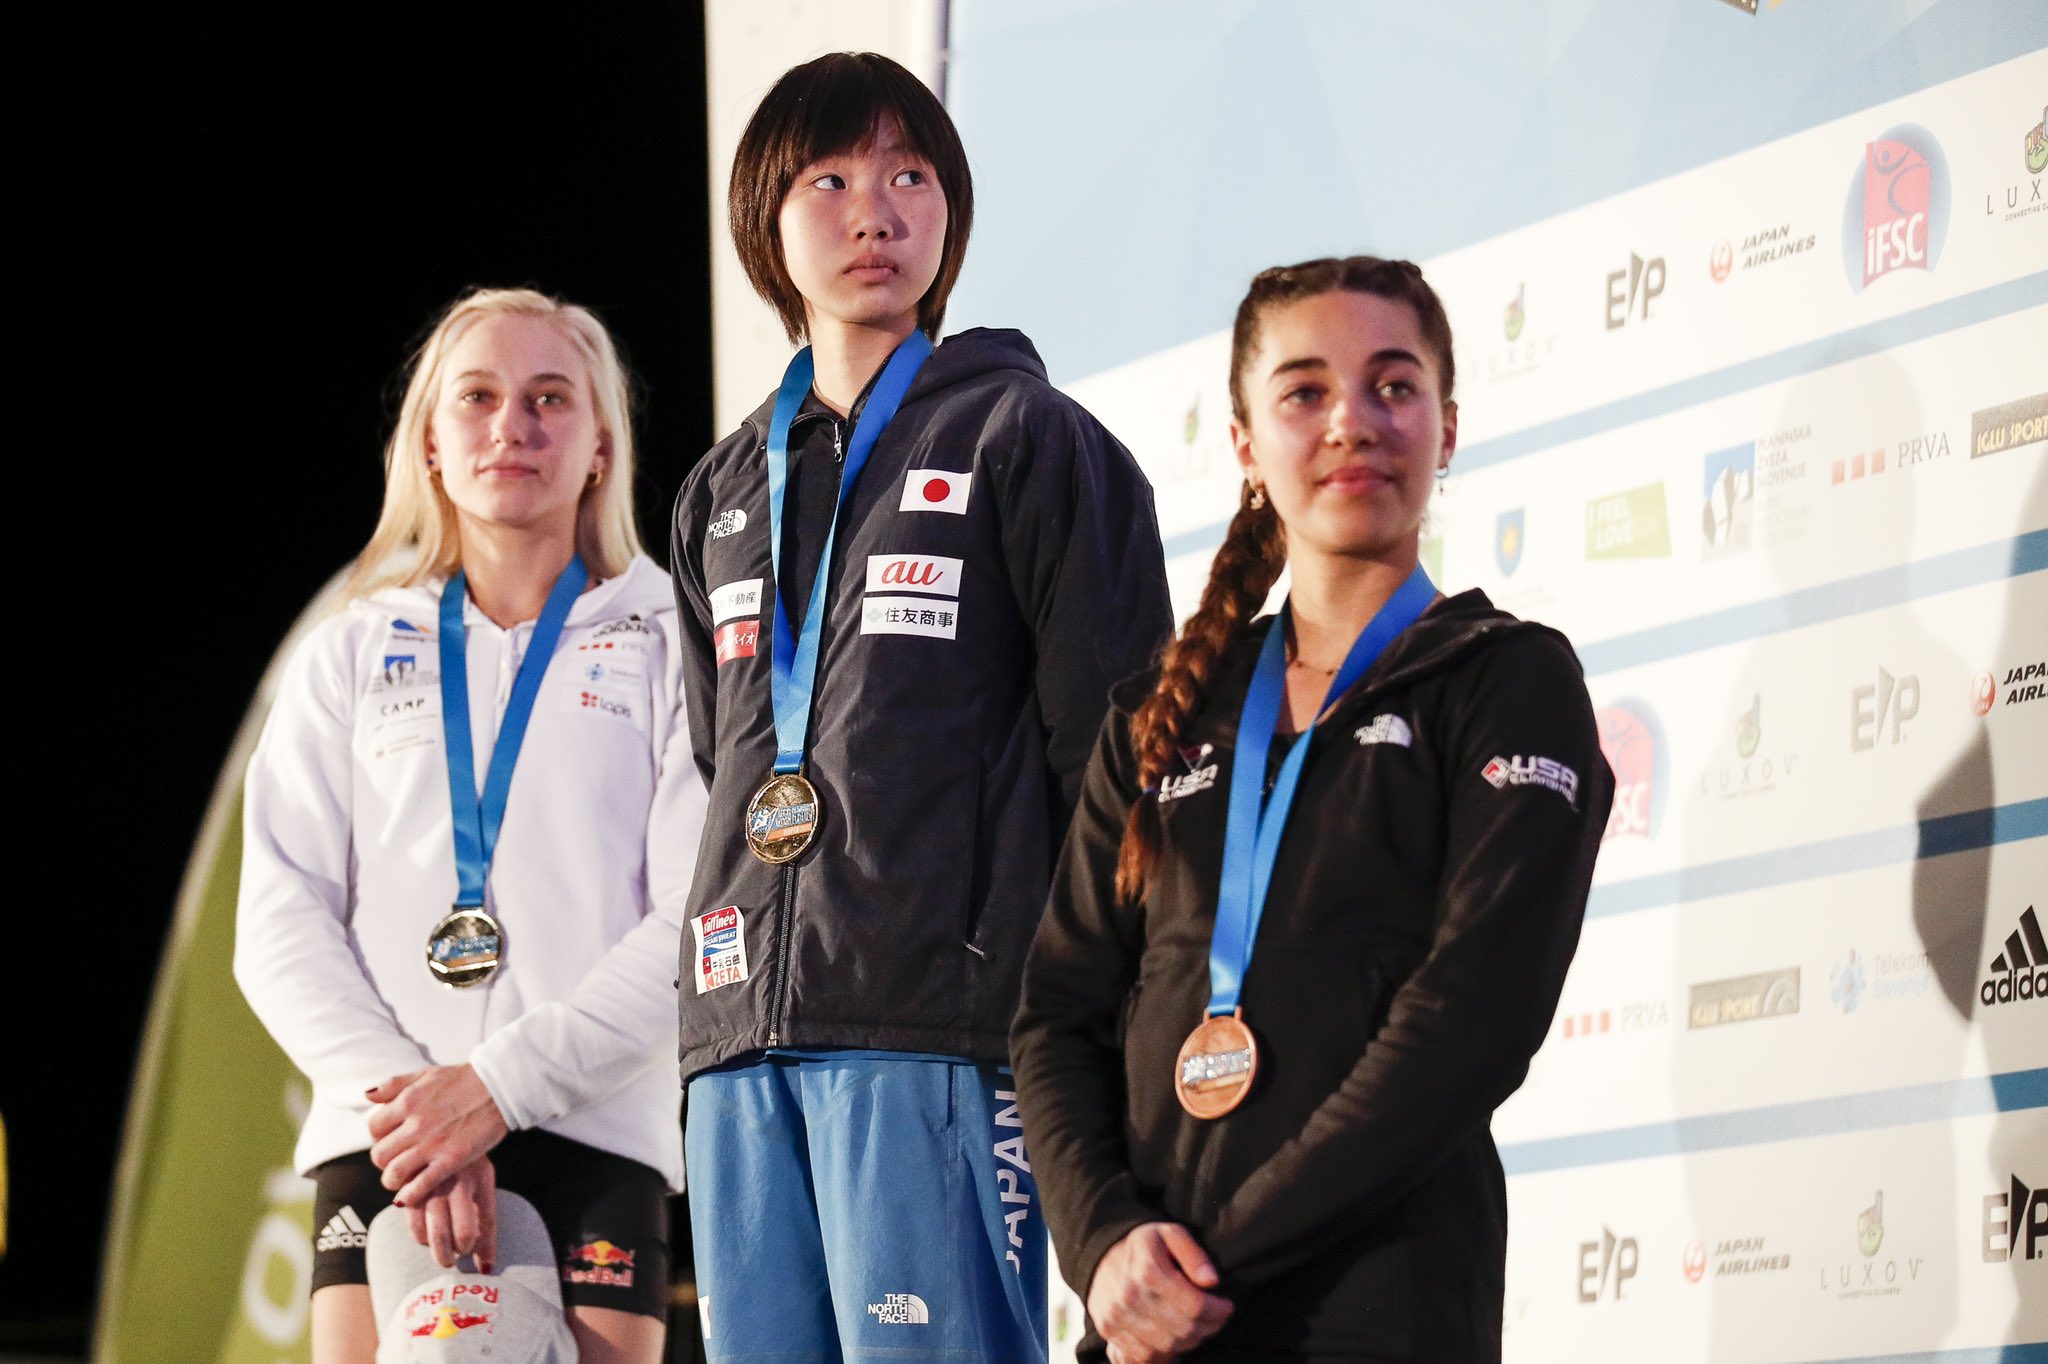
[943,6,2047,1360]
[94,586,348,1362]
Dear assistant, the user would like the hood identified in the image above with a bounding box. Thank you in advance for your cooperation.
[350,553,673,629]
[735,327,1049,443]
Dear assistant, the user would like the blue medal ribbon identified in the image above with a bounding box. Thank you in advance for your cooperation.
[764,332,933,775]
[437,555,589,908]
[1206,563,1437,1016]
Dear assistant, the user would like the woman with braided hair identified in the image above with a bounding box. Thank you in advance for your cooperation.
[1011,257,1612,1363]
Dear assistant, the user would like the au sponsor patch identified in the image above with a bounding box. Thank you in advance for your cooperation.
[899,469,970,514]
[864,554,963,598]
[693,906,749,993]
[861,596,959,639]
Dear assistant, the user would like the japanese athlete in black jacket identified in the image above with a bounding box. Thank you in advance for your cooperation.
[1011,258,1612,1363]
[670,52,1172,1363]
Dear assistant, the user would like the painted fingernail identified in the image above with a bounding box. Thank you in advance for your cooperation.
[393,1197,408,1208]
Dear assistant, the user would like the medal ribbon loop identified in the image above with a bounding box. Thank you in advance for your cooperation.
[764,331,933,775]
[1207,563,1437,1017]
[438,555,588,908]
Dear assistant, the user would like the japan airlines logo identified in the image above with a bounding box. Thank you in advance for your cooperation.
[900,469,971,514]
[1843,124,1949,292]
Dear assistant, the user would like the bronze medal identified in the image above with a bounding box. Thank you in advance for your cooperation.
[746,772,821,864]
[426,907,503,988]
[1174,1011,1258,1118]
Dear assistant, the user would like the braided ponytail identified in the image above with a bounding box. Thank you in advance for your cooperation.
[1114,481,1285,903]
[1112,253,1455,905]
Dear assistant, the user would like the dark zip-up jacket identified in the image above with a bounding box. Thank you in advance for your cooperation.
[669,327,1172,1080]
[1011,592,1612,1361]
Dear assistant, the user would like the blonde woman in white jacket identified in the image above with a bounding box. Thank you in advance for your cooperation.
[235,288,703,1364]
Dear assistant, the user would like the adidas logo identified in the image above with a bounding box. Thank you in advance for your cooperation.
[1980,905,2047,1007]
[865,1292,930,1325]
[315,1206,370,1252]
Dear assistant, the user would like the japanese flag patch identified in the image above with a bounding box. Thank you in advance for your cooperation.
[900,469,971,514]
[693,906,749,993]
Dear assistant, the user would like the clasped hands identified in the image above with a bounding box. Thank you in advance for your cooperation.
[365,1063,511,1272]
[1089,1222,1233,1364]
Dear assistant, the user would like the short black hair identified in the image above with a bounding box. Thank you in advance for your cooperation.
[728,52,975,343]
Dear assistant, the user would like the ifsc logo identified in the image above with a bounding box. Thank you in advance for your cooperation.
[1842,124,1950,292]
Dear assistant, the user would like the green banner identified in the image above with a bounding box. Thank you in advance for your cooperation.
[1584,481,1672,560]
[96,579,349,1364]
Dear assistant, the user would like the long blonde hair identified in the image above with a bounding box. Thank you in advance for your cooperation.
[344,287,643,599]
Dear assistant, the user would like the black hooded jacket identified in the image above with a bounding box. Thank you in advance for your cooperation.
[1010,592,1612,1361]
[669,327,1173,1079]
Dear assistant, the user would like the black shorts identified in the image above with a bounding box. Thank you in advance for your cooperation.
[309,1129,671,1319]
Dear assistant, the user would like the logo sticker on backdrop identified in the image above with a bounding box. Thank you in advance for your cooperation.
[710,578,764,625]
[1596,699,1665,844]
[1842,124,1949,292]
[1688,967,1800,1028]
[860,597,959,640]
[1971,392,2048,459]
[1980,904,2046,1008]
[1701,443,1755,558]
[693,906,748,994]
[899,469,971,514]
[1495,509,1524,576]
[1585,483,1671,559]
[1982,1174,2045,1262]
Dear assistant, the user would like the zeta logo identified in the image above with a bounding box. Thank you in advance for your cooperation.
[1980,904,2047,1008]
[1982,1174,2046,1262]
[1597,699,1665,844]
[1495,508,1524,576]
[1842,124,1949,292]
[1702,443,1756,559]
[866,1293,930,1324]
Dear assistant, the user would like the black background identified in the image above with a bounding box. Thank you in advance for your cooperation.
[10,9,712,1354]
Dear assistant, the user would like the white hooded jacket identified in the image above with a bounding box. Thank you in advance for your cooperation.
[235,555,700,1186]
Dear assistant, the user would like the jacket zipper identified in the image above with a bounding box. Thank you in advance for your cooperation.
[768,861,799,1045]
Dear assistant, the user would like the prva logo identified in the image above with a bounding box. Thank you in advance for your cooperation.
[1578,1227,1639,1302]
[1981,905,2047,1008]
[1983,1175,2045,1263]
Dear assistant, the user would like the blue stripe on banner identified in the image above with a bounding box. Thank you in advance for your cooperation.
[1454,272,2048,473]
[1498,1068,2048,1176]
[1578,531,2048,676]
[1155,274,2048,561]
[1813,1349,2048,1364]
[1585,799,2048,920]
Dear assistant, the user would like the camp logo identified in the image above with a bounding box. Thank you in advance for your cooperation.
[1586,483,1671,559]
[1596,699,1666,844]
[1979,904,2046,1009]
[1842,124,1949,292]
[1971,392,2048,460]
[1984,107,2047,224]
[1702,443,1755,558]
[1496,508,1525,576]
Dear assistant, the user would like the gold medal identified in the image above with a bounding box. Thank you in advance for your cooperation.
[746,772,821,864]
[427,907,502,988]
[1174,1011,1258,1119]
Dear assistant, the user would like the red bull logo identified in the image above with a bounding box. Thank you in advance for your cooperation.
[564,1239,637,1288]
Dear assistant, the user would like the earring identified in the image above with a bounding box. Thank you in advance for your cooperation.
[1248,482,1266,510]
[1435,464,1448,494]
[426,458,440,478]
[588,466,605,488]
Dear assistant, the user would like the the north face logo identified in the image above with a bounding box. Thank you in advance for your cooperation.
[1355,714,1412,747]
[1980,905,2046,1007]
[866,1292,930,1324]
